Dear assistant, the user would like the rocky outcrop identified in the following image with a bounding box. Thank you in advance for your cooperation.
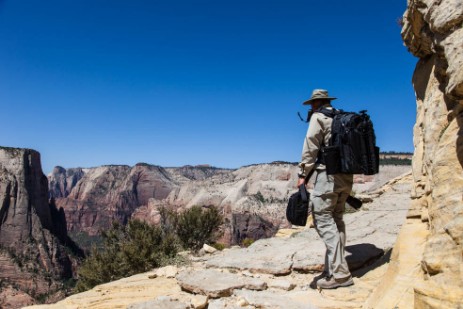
[231,213,278,245]
[370,1,463,307]
[0,147,83,309]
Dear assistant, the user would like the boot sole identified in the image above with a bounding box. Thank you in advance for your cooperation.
[317,279,354,289]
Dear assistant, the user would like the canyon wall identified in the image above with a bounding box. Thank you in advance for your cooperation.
[51,162,408,247]
[49,163,298,246]
[48,164,233,238]
[0,147,83,309]
[401,0,463,306]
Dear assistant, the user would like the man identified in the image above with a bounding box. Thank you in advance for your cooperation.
[297,89,354,289]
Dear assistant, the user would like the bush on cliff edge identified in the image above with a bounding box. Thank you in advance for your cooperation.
[75,220,179,292]
[75,206,223,292]
[160,205,224,252]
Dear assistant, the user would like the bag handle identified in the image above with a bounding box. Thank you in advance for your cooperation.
[299,168,315,202]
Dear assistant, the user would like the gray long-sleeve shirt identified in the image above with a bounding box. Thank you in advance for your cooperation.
[298,106,333,177]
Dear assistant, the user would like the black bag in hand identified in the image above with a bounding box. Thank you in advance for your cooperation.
[286,183,310,226]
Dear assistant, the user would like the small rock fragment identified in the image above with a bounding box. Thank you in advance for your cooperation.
[203,244,218,254]
[268,279,296,291]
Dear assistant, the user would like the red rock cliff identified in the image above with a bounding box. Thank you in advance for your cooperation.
[0,147,82,309]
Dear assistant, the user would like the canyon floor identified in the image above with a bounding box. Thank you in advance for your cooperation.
[25,170,425,309]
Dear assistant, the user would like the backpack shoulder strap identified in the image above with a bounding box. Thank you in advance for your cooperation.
[315,107,341,118]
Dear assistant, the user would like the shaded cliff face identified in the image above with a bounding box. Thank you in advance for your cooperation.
[0,147,83,309]
[401,0,463,306]
[48,166,86,198]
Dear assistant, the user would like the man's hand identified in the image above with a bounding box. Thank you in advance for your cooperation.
[296,177,305,188]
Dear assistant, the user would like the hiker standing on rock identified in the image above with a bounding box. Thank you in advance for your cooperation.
[297,89,354,289]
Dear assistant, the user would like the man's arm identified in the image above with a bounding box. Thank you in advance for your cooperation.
[297,114,324,185]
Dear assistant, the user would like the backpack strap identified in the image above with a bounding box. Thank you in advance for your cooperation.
[315,107,341,118]
[314,107,341,165]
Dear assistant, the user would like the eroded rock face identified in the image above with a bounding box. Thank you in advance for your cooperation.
[147,163,302,245]
[0,147,82,309]
[48,166,86,198]
[51,164,177,236]
[401,0,463,306]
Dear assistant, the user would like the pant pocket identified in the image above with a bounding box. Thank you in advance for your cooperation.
[313,170,335,196]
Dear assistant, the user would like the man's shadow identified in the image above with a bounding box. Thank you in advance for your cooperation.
[309,243,391,288]
[346,243,391,278]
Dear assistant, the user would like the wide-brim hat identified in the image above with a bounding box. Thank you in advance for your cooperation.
[303,89,337,105]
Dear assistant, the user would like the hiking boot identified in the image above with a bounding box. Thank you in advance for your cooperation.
[309,271,329,289]
[316,275,354,289]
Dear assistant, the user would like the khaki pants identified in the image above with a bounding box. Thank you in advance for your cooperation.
[311,170,353,279]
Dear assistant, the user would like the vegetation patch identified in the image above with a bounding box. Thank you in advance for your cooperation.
[211,242,227,251]
[75,206,224,292]
[160,205,223,252]
[379,157,412,165]
[68,231,104,253]
[253,191,266,203]
[241,238,255,248]
[75,220,180,292]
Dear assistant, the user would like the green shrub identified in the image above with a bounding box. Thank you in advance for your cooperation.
[241,238,255,248]
[75,220,179,292]
[211,243,227,251]
[254,191,265,203]
[175,206,223,252]
[68,231,104,253]
[75,206,223,293]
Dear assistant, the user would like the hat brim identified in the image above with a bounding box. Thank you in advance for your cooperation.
[302,97,337,105]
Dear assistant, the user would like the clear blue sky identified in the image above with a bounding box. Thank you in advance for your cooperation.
[0,0,417,173]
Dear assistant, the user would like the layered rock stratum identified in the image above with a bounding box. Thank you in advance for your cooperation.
[396,0,463,307]
[0,147,83,309]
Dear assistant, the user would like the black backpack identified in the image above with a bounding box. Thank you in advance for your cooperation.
[317,108,380,175]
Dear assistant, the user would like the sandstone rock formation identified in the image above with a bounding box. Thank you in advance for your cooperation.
[397,0,463,307]
[0,147,83,309]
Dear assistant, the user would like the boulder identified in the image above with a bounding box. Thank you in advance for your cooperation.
[176,269,267,298]
[234,290,316,309]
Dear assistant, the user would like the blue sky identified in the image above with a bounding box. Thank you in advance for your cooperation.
[0,1,417,173]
